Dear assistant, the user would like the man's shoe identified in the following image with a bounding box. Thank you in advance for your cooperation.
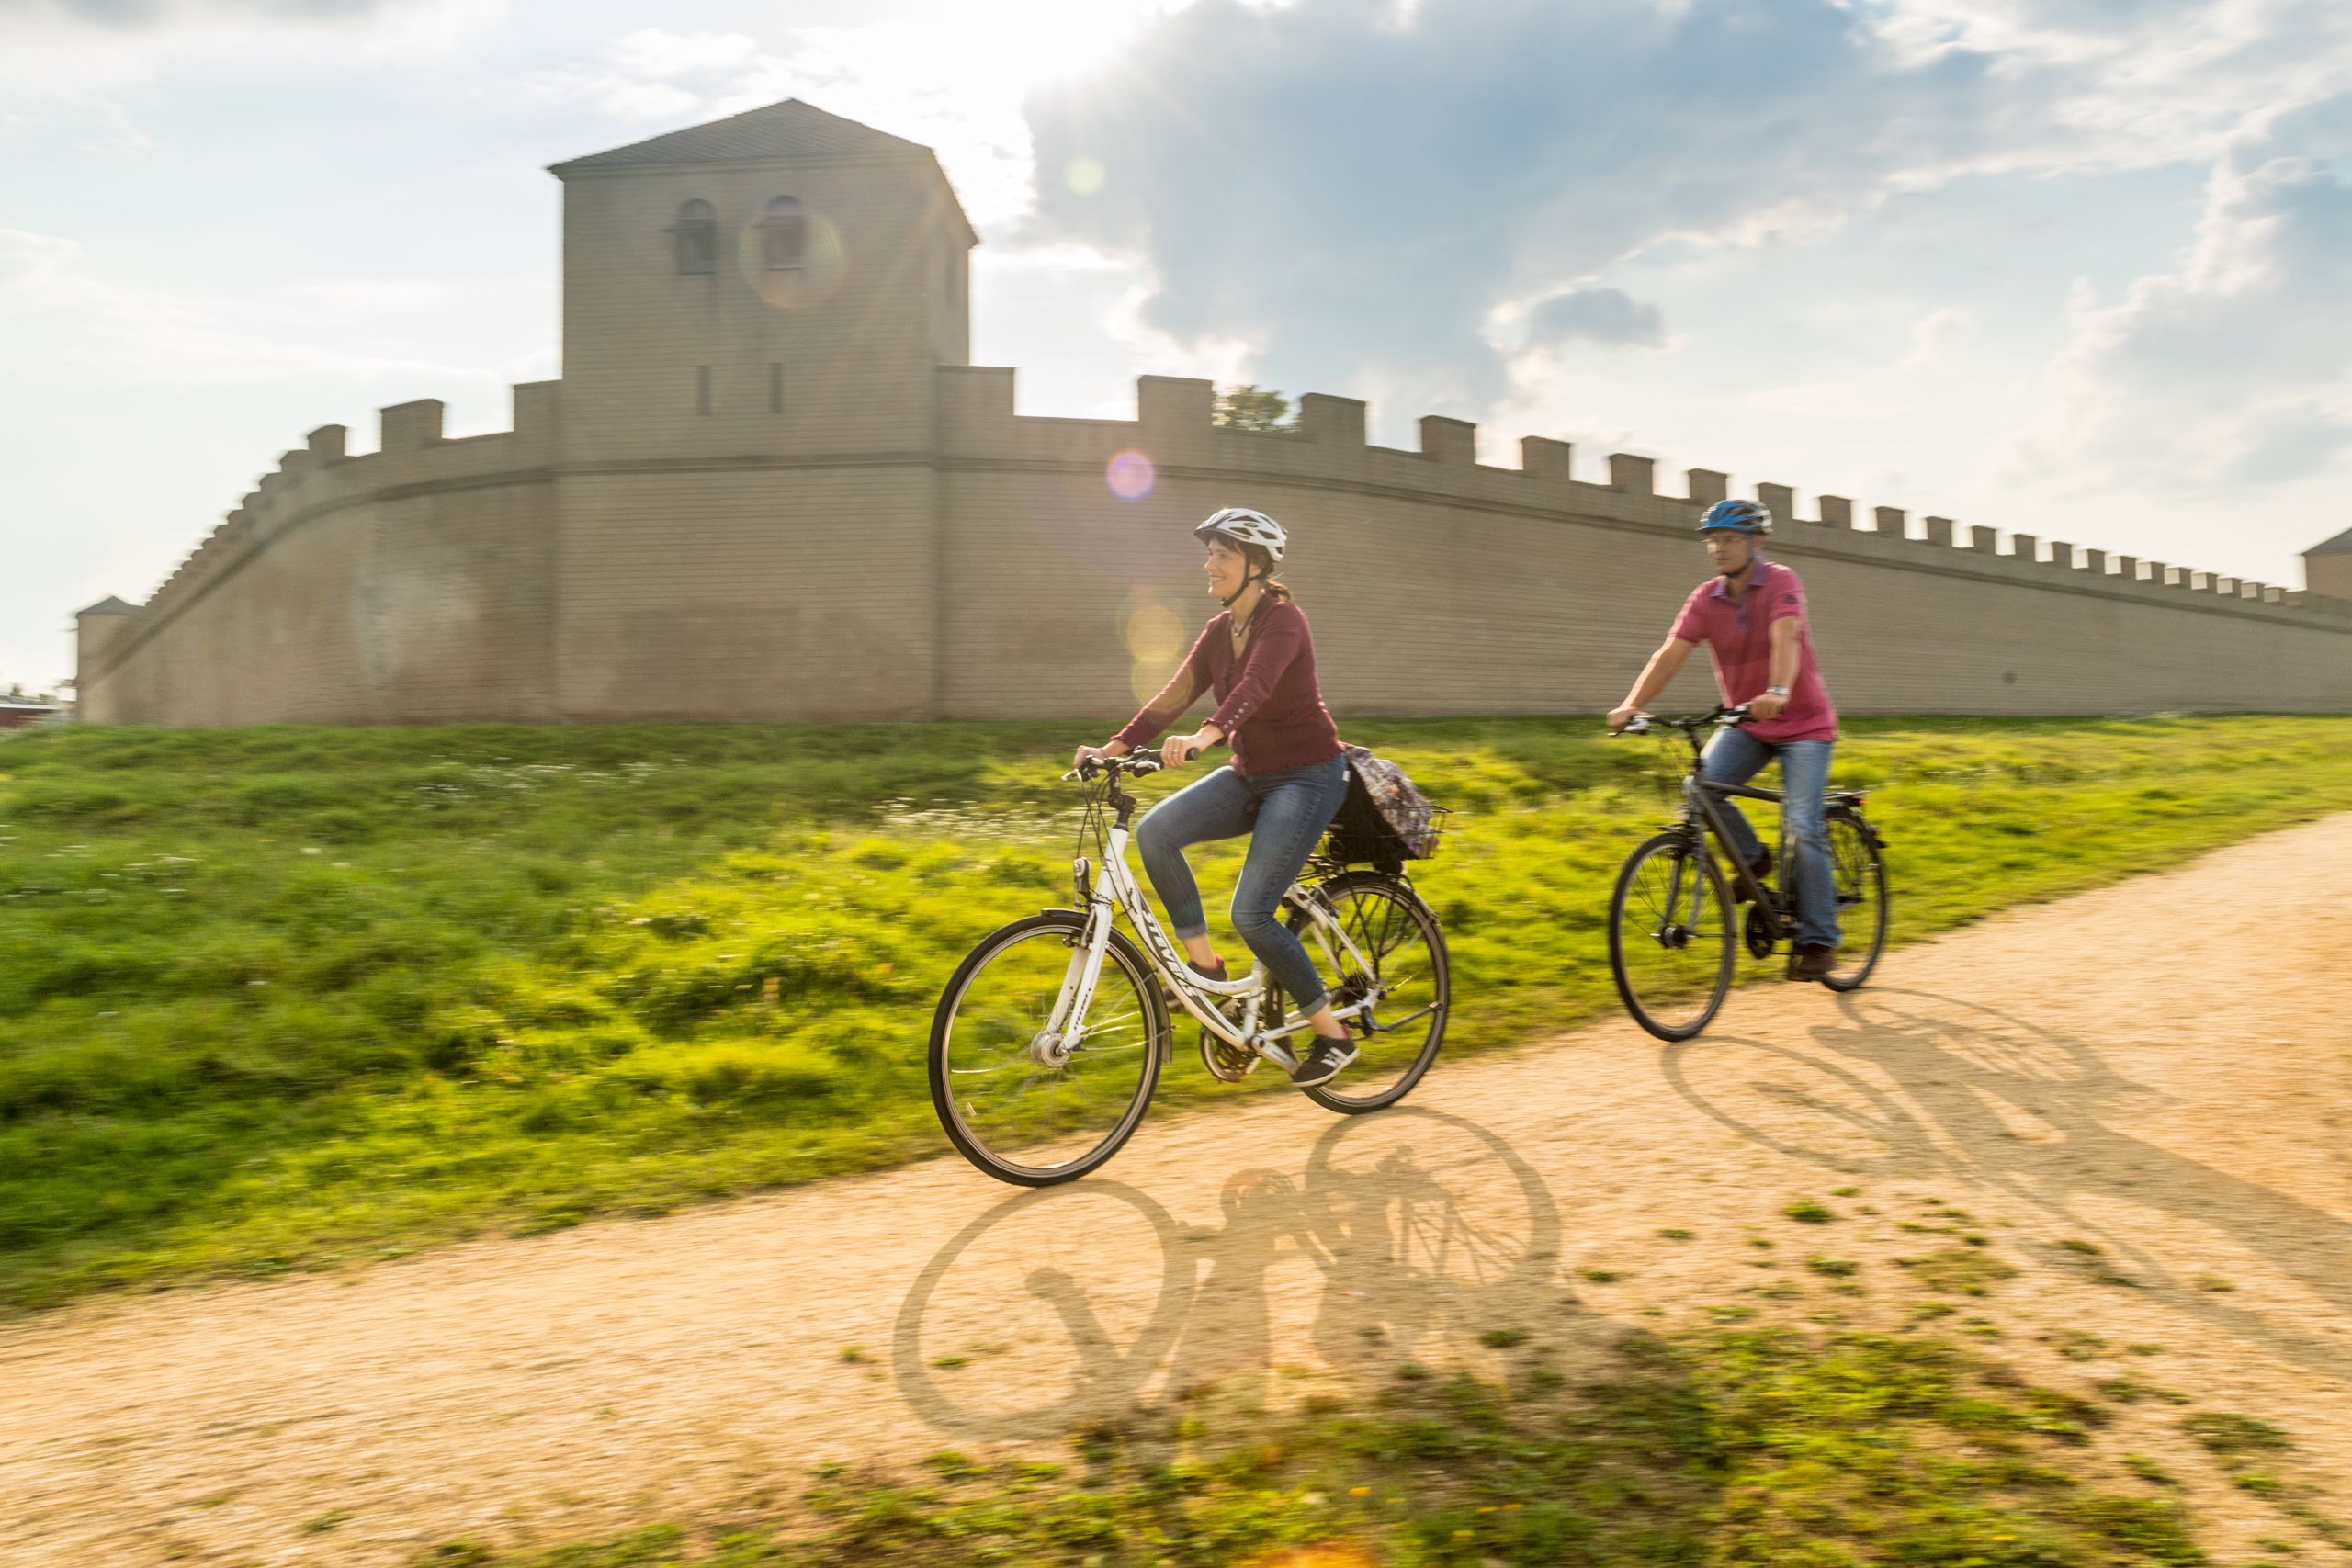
[1795,943,1838,983]
[1290,1034,1359,1087]
[1736,847,1775,902]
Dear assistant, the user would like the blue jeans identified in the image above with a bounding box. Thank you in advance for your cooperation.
[1700,728,1841,951]
[1135,755,1351,1013]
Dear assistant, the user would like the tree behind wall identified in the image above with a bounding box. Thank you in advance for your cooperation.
[1213,384,1297,433]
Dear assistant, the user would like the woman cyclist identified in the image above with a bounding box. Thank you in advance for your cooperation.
[1070,507,1359,1087]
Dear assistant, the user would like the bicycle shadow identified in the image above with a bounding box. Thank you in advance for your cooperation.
[891,1107,1566,1443]
[1661,986,2352,1382]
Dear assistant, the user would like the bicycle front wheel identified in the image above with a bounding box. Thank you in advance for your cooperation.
[1289,872,1450,1113]
[1609,831,1735,1042]
[931,912,1169,1186]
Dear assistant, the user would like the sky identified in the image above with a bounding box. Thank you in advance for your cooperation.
[4,0,2351,695]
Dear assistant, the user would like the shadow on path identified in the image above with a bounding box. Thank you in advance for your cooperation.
[892,1107,1562,1441]
[1664,985,2352,1382]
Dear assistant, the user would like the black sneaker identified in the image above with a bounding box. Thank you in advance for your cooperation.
[1290,1034,1359,1087]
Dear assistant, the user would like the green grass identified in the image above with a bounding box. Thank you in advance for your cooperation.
[4,714,2350,1314]
[423,1318,2222,1566]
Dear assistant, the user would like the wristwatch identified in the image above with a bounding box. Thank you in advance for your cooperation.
[1764,685,1791,697]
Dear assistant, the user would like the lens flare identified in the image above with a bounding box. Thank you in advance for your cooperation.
[741,211,849,312]
[1064,155,1107,196]
[1106,447,1156,501]
[1125,601,1182,704]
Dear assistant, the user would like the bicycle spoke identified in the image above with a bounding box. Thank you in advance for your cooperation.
[1287,877,1447,1108]
[1611,837,1730,1038]
[938,921,1159,1179]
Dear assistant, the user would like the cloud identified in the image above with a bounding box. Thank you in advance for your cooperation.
[1019,0,2041,411]
[2017,93,2352,491]
[1524,287,1665,349]
[0,229,488,388]
[1899,305,1978,369]
[40,0,401,23]
[0,0,503,102]
[523,8,1177,233]
[1019,0,2352,414]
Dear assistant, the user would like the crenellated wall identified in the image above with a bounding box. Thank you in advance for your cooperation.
[930,370,2352,723]
[77,368,2352,728]
[80,384,560,726]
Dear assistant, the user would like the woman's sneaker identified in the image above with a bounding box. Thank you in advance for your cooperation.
[1290,1034,1359,1087]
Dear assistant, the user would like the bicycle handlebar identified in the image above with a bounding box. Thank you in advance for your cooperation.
[1062,748,1198,783]
[1614,704,1752,738]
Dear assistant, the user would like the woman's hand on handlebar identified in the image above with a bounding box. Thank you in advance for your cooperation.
[1605,704,1645,733]
[1160,729,1214,770]
[1070,741,1127,775]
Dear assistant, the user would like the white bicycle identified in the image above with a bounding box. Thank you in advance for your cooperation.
[929,751,1452,1186]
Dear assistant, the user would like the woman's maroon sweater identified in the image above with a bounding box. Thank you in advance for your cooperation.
[1114,597,1342,776]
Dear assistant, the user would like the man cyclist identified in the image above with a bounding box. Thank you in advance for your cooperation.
[1606,498,1843,981]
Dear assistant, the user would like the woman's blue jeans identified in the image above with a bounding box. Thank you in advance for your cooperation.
[1699,728,1841,951]
[1134,755,1351,1013]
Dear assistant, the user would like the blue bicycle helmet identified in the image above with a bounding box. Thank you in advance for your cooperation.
[1697,498,1772,535]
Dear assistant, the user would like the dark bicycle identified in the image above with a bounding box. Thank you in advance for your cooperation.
[1607,705,1889,1041]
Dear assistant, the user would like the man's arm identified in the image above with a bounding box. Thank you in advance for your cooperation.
[1745,618,1802,721]
[1606,637,1698,730]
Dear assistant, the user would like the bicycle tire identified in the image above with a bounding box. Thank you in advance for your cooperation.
[1609,830,1736,1042]
[930,911,1170,1186]
[1289,872,1451,1114]
[1819,809,1889,992]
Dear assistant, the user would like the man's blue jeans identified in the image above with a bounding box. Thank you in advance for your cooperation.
[1135,755,1351,1013]
[1699,728,1841,951]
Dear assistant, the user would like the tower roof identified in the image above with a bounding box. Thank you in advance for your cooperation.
[549,99,934,175]
[2308,525,2352,556]
[78,595,140,615]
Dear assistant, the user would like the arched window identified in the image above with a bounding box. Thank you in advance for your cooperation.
[760,196,807,271]
[668,199,716,275]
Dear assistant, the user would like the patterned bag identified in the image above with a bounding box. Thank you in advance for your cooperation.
[1327,744,1448,865]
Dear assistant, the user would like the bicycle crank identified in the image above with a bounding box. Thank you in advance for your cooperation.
[1743,903,1779,960]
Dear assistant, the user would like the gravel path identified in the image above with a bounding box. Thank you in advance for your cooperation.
[5,814,2349,1565]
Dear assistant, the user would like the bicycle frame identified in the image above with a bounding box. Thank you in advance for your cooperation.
[1041,765,1388,1077]
[1624,709,1796,950]
[1684,773,1792,937]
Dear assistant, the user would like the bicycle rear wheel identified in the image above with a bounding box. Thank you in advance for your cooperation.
[931,912,1169,1186]
[1288,872,1450,1113]
[1609,830,1736,1041]
[1819,809,1889,992]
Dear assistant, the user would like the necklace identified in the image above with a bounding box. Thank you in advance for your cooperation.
[1227,591,1261,646]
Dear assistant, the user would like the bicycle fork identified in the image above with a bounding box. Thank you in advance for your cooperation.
[1035,899,1121,1070]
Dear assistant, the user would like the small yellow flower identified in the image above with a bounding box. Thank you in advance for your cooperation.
[1348,1486,1370,1497]
[1477,1506,1497,1514]
[1503,1504,1523,1511]
[1453,1530,1474,1541]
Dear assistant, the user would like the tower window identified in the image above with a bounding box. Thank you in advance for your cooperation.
[761,197,807,271]
[769,362,784,414]
[668,199,716,275]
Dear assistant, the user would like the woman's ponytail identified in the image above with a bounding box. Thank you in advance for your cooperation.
[1245,545,1295,603]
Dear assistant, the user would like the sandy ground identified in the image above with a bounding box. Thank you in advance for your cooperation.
[4,815,2350,1566]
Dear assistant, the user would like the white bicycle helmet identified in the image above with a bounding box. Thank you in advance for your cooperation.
[1193,506,1288,564]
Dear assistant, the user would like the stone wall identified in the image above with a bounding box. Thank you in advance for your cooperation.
[76,371,2352,728]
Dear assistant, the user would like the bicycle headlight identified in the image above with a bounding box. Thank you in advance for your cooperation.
[1072,855,1092,905]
